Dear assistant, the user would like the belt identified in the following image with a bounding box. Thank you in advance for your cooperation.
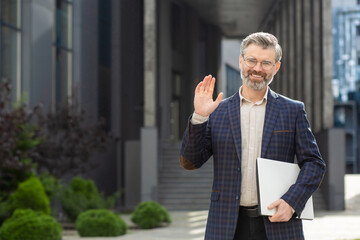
[239,205,260,218]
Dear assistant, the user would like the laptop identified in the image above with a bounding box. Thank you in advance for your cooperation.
[256,157,314,220]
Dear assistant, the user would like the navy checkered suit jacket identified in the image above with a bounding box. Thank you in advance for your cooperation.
[180,89,326,240]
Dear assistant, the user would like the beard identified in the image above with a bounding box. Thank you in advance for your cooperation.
[241,69,274,90]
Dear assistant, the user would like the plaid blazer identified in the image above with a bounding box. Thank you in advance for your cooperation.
[180,89,326,240]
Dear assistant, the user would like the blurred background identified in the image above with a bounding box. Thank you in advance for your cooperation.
[0,0,359,214]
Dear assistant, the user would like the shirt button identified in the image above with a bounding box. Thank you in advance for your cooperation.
[237,168,241,172]
[235,195,240,200]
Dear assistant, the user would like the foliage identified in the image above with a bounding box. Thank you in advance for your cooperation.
[76,209,127,237]
[9,177,50,215]
[37,172,63,201]
[0,209,62,240]
[131,201,171,229]
[0,81,40,195]
[32,101,115,178]
[60,176,119,222]
[0,198,11,226]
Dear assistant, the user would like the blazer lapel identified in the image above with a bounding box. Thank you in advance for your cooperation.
[228,93,242,162]
[261,89,280,157]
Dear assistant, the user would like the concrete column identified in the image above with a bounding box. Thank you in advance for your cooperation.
[280,0,288,96]
[322,0,334,129]
[144,0,157,127]
[303,0,313,125]
[295,0,304,102]
[141,0,158,202]
[313,0,323,133]
[273,12,281,91]
[288,0,296,99]
[111,0,123,200]
[316,128,346,210]
[140,128,158,201]
[158,0,172,140]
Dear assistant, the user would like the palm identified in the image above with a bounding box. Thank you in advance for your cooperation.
[194,75,223,117]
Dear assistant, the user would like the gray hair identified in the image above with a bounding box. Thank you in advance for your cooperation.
[240,32,282,62]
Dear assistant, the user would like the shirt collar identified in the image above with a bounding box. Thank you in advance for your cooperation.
[239,86,268,106]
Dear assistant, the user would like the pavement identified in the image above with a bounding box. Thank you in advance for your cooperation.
[63,175,360,240]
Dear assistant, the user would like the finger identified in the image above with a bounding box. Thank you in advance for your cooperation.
[196,82,203,94]
[208,77,216,94]
[200,75,211,92]
[203,75,212,92]
[268,199,281,210]
[214,92,223,106]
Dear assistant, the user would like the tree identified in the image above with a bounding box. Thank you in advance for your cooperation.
[32,101,115,178]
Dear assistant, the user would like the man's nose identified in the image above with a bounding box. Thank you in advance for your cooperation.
[253,62,263,71]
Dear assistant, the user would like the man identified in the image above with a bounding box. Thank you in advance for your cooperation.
[180,32,325,240]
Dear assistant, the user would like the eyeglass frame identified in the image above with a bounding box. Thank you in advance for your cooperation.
[241,55,278,71]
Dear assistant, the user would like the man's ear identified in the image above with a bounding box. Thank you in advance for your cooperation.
[274,61,281,75]
[239,55,243,69]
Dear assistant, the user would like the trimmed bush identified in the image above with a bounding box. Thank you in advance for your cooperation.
[131,201,171,229]
[38,172,63,201]
[60,177,119,222]
[76,209,127,237]
[0,209,62,240]
[10,177,50,215]
[60,177,101,221]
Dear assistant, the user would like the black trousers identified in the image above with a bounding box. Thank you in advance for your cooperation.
[233,207,267,240]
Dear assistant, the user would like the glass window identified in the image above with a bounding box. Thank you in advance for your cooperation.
[1,0,21,103]
[226,64,241,97]
[53,0,73,107]
[1,27,21,102]
[56,0,72,49]
[1,0,20,27]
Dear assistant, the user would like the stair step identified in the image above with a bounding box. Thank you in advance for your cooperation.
[159,142,213,210]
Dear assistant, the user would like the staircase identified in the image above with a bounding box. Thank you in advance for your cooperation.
[158,142,328,211]
[158,142,213,210]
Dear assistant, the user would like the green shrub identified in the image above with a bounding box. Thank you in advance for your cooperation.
[76,209,127,237]
[10,177,50,215]
[0,209,62,240]
[60,177,120,222]
[60,177,101,221]
[131,201,171,229]
[38,172,63,201]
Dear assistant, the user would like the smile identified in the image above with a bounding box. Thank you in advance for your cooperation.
[250,74,264,79]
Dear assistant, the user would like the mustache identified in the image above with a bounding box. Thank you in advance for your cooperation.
[247,70,266,77]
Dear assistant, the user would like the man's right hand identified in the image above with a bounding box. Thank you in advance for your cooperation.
[194,75,223,117]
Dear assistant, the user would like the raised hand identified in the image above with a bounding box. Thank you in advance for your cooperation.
[194,75,223,117]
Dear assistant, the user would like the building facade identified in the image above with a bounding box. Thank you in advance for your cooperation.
[332,0,360,173]
[0,0,342,211]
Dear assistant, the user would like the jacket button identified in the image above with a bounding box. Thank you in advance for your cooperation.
[237,168,241,172]
[235,195,239,200]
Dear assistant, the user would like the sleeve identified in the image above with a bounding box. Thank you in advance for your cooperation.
[281,103,326,216]
[179,114,213,170]
[191,112,209,125]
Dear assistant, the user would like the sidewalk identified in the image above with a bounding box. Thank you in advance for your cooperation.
[63,175,360,240]
[63,209,360,240]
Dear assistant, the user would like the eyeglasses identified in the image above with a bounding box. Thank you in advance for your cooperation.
[243,56,276,71]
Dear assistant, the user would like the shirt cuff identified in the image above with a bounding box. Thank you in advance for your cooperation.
[191,112,209,125]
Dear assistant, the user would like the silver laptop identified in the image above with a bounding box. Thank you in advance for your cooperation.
[256,157,314,220]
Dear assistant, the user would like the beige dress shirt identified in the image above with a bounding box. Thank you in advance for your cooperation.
[191,87,268,207]
[239,86,268,206]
